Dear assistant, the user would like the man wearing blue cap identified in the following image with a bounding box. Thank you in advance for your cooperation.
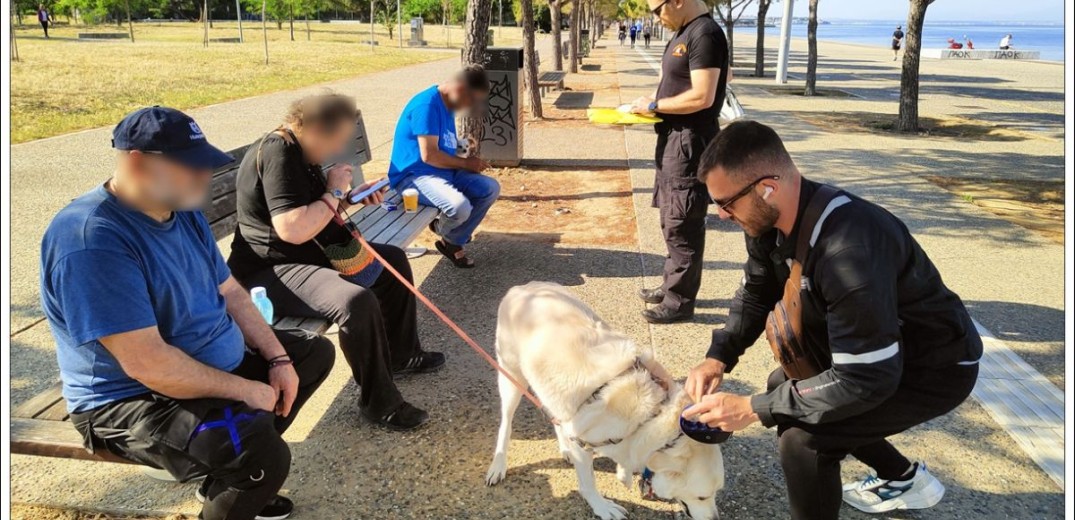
[40,106,336,520]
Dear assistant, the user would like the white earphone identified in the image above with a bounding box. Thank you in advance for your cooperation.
[762,186,774,200]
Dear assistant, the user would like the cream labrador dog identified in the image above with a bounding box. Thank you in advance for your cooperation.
[485,282,724,520]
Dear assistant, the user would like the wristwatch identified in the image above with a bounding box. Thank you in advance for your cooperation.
[648,100,659,112]
[327,188,345,200]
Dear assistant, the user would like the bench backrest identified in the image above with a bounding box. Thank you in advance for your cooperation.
[203,115,372,241]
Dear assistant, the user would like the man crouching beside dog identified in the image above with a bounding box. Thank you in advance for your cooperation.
[683,121,982,519]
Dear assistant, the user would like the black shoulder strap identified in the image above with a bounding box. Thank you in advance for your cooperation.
[793,184,843,264]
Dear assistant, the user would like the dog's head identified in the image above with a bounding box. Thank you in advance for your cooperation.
[646,438,724,519]
[640,392,724,520]
[456,136,477,158]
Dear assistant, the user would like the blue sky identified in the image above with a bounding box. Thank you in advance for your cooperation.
[785,0,1064,23]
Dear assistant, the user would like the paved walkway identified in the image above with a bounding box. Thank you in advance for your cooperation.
[9,34,1065,518]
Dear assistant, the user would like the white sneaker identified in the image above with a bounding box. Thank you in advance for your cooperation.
[842,462,946,513]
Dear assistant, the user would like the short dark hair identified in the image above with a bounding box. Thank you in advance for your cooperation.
[698,120,794,182]
[457,65,491,93]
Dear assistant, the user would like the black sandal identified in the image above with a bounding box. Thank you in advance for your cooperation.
[435,240,475,268]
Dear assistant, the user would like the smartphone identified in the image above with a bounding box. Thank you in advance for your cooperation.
[347,178,390,205]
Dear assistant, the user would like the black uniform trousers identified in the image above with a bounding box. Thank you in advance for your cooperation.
[768,362,978,520]
[652,126,713,313]
[241,243,420,417]
[71,328,335,520]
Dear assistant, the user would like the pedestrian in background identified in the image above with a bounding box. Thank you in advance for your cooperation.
[37,4,51,38]
[891,25,904,60]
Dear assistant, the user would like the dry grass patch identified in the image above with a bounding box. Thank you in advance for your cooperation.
[10,22,453,143]
[796,111,1037,142]
[478,166,637,247]
[926,176,1064,244]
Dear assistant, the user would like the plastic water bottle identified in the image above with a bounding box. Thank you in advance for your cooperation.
[250,287,274,324]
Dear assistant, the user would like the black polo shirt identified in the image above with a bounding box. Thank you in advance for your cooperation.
[655,14,729,134]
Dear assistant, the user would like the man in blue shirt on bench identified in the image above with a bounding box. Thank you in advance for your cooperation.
[388,65,501,268]
[40,107,335,520]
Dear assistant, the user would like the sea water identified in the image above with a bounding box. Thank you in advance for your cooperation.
[764,20,1064,62]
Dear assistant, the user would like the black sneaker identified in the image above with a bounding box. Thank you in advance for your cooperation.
[197,478,294,520]
[641,305,694,324]
[362,402,430,431]
[394,351,446,375]
[638,287,665,305]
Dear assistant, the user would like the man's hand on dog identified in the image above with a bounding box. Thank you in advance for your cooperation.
[685,358,726,403]
[682,393,759,432]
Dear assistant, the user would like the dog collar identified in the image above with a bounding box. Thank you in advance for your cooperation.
[680,406,732,444]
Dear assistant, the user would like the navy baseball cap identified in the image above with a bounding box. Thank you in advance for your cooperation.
[112,106,234,169]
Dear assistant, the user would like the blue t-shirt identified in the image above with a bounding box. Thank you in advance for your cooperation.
[40,185,245,413]
[388,85,458,187]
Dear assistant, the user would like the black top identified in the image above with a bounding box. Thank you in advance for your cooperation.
[892,29,904,41]
[655,14,729,135]
[227,132,349,280]
[708,178,983,427]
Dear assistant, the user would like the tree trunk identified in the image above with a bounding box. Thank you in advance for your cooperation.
[754,0,769,77]
[10,0,19,63]
[726,21,734,66]
[306,15,311,40]
[804,0,819,96]
[125,0,135,41]
[261,0,269,64]
[550,0,563,71]
[521,0,542,118]
[460,0,494,151]
[568,0,577,73]
[289,6,294,41]
[896,0,932,132]
[202,1,209,47]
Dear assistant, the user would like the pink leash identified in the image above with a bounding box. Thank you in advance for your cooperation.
[326,204,549,417]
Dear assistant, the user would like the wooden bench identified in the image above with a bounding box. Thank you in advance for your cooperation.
[533,52,566,98]
[11,114,439,463]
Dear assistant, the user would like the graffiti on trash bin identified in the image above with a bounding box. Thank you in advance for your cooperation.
[481,74,516,147]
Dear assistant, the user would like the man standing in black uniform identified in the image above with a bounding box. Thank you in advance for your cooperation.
[682,121,982,519]
[630,0,729,324]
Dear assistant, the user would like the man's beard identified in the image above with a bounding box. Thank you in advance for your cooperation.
[737,191,780,238]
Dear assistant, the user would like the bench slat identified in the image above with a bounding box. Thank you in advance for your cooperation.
[11,418,135,464]
[12,382,65,419]
[378,206,439,247]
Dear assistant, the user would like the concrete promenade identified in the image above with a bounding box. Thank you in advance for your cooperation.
[9,33,1065,518]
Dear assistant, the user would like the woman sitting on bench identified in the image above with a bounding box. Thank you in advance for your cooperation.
[227,92,445,431]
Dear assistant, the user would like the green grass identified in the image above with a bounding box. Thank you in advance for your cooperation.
[9,21,519,143]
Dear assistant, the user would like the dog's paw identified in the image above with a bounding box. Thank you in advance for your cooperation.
[485,455,507,486]
[616,464,633,489]
[589,498,628,520]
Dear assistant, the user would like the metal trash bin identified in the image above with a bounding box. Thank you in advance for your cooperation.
[408,17,427,46]
[580,29,590,57]
[478,47,524,167]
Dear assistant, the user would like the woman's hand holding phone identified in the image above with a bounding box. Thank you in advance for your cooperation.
[348,178,389,206]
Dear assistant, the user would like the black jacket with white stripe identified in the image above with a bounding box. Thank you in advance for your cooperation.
[707,178,983,428]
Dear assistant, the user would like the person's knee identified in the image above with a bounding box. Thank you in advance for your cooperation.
[478,176,502,202]
[766,368,787,393]
[339,287,379,327]
[444,196,473,222]
[190,412,291,491]
[778,427,816,468]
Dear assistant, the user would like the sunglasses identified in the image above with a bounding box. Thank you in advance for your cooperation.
[651,0,670,16]
[712,175,780,213]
